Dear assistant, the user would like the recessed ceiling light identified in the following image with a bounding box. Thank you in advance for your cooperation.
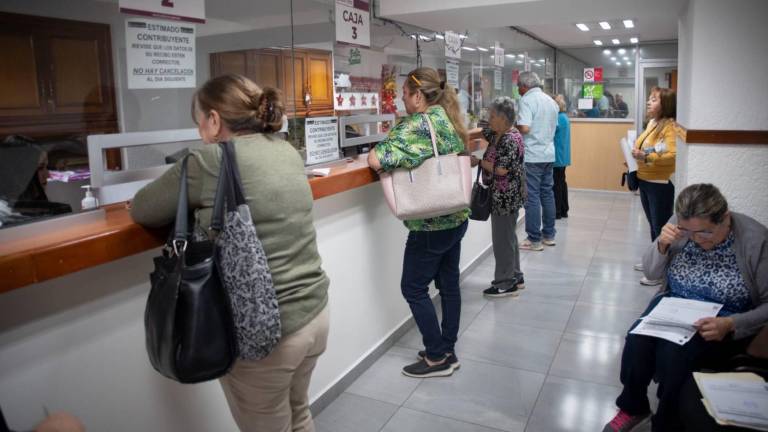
[462,46,476,51]
[615,62,621,66]
[622,56,629,61]
[505,54,515,58]
[610,57,616,61]
[599,21,611,30]
[612,39,620,45]
[630,37,639,44]
[623,19,635,28]
[593,40,603,46]
[529,59,536,63]
[626,61,632,65]
[539,58,546,62]
[517,54,525,58]
[618,48,626,54]
[576,23,590,31]
[435,34,444,40]
[477,47,488,52]
[603,49,611,55]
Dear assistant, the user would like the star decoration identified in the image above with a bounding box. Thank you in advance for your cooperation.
[336,94,344,106]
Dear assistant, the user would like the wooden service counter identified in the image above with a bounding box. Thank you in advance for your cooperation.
[567,118,634,192]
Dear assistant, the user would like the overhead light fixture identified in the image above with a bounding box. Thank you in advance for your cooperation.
[603,49,611,55]
[615,62,622,66]
[458,34,468,39]
[599,21,611,30]
[517,54,525,58]
[612,39,620,45]
[516,60,523,64]
[576,23,590,32]
[593,40,603,46]
[539,59,546,62]
[418,35,430,41]
[529,59,536,63]
[477,47,488,52]
[410,35,416,39]
[435,34,444,40]
[534,63,542,67]
[622,56,629,61]
[610,57,616,61]
[626,61,632,65]
[618,48,626,54]
[505,54,515,58]
[630,37,639,44]
[462,46,476,51]
[623,19,635,28]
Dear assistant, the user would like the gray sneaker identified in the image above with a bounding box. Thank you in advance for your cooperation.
[639,276,663,286]
[417,351,460,370]
[520,239,544,251]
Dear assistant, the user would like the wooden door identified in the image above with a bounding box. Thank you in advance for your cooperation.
[49,36,112,115]
[0,32,46,118]
[282,50,308,116]
[247,49,282,90]
[307,51,333,113]
[211,51,248,78]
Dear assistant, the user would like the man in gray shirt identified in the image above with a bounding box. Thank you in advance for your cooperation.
[516,72,559,250]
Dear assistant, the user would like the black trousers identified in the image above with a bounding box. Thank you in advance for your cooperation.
[553,166,569,218]
[616,296,752,431]
[639,179,675,241]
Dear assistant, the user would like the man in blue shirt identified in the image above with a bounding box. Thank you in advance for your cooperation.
[516,72,559,250]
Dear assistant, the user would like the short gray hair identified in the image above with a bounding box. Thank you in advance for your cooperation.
[518,71,541,89]
[675,183,729,224]
[490,96,516,124]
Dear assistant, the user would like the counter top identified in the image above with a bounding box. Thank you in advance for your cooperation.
[569,118,634,123]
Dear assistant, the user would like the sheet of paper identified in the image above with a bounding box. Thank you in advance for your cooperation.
[630,297,722,345]
[695,372,768,430]
[619,137,638,172]
[698,376,768,429]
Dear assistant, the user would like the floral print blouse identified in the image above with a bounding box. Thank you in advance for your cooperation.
[374,105,470,231]
[481,127,526,216]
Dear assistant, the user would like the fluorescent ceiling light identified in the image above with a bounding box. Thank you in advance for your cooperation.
[435,34,444,40]
[576,23,590,31]
[477,47,488,52]
[534,63,541,67]
[539,59,546,62]
[603,49,611,55]
[505,54,515,58]
[630,37,639,44]
[612,39,620,45]
[599,21,611,30]
[626,61,632,65]
[593,40,603,46]
[622,56,629,61]
[516,60,523,64]
[462,46,476,51]
[458,34,468,39]
[610,57,616,61]
[529,59,536,63]
[623,19,635,28]
[517,54,525,58]
[410,35,416,39]
[418,35,430,41]
[618,48,626,54]
[615,62,621,66]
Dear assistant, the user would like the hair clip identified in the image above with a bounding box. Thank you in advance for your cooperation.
[439,80,446,90]
[409,75,423,87]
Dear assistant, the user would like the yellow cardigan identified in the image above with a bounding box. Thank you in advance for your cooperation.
[635,118,677,181]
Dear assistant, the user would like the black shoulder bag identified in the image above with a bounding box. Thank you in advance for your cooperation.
[144,154,237,384]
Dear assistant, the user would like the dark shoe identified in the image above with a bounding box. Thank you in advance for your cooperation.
[483,285,519,298]
[515,275,525,290]
[601,409,650,432]
[402,357,454,378]
[417,351,460,370]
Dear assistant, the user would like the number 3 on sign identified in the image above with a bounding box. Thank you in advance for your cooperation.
[352,26,357,39]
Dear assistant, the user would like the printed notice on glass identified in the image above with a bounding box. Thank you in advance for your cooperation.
[446,60,459,89]
[126,19,196,89]
[494,68,502,90]
[305,117,340,165]
[444,31,461,59]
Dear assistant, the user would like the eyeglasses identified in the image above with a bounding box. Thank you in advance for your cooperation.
[677,221,728,240]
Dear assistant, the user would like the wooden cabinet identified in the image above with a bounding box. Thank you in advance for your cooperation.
[211,48,333,117]
[0,12,118,139]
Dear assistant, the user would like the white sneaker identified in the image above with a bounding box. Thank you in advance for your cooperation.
[520,239,544,251]
[633,263,644,272]
[640,276,663,286]
[542,238,556,246]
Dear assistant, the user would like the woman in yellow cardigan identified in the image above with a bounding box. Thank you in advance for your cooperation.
[632,87,677,285]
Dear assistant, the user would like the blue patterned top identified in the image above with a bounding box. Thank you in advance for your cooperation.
[667,232,751,316]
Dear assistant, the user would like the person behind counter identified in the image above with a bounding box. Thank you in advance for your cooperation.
[368,67,469,378]
[631,87,677,286]
[130,74,330,432]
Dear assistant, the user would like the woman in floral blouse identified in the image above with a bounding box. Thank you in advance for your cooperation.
[471,97,526,297]
[368,67,469,378]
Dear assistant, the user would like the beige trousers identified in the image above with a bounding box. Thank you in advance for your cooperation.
[220,305,330,432]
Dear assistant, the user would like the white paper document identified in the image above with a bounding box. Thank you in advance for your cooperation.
[619,137,638,172]
[630,297,722,345]
[695,372,768,430]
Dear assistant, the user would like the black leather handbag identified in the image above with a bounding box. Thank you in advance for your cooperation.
[621,170,639,191]
[144,154,237,384]
[469,162,493,221]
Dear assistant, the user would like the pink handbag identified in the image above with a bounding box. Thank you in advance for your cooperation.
[379,114,472,220]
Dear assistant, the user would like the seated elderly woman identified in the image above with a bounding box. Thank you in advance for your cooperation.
[603,183,768,432]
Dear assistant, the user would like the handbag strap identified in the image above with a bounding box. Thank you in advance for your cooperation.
[222,141,247,207]
[210,140,248,232]
[172,154,193,252]
[422,113,443,175]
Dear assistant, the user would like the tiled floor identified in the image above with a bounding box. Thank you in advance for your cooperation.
[315,190,661,432]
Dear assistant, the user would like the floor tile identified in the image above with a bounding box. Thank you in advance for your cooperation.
[586,256,644,283]
[593,239,650,262]
[514,269,586,302]
[521,251,593,277]
[346,346,424,405]
[314,393,398,432]
[525,376,623,432]
[381,407,505,432]
[456,318,562,373]
[477,295,575,332]
[404,357,545,432]
[548,332,624,387]
[578,277,657,312]
[565,302,638,339]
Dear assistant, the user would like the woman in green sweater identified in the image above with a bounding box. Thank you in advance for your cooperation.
[131,74,329,432]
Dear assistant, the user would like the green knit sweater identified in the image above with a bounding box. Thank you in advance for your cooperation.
[131,133,329,336]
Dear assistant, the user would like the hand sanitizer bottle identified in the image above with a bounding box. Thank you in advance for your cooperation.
[81,185,99,210]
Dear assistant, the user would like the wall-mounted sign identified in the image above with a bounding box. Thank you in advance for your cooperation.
[334,92,378,111]
[120,0,205,23]
[583,83,604,99]
[584,67,604,83]
[494,42,504,67]
[446,60,459,89]
[305,117,340,165]
[444,31,461,59]
[494,68,502,90]
[511,69,520,84]
[335,0,370,47]
[348,48,362,65]
[126,19,196,89]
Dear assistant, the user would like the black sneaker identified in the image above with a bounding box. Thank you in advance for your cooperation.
[483,285,519,298]
[417,351,460,370]
[402,357,454,378]
[515,276,525,290]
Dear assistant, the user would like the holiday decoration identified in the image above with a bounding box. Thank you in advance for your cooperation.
[380,64,399,132]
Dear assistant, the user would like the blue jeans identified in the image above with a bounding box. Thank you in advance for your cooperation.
[401,221,468,361]
[524,162,556,242]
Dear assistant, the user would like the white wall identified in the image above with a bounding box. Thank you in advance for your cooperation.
[0,183,492,431]
[676,0,768,226]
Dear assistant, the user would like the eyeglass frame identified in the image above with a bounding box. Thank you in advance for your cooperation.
[676,219,729,240]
